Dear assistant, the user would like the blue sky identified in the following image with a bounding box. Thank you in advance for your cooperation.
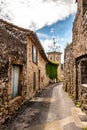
[0,0,77,63]
[36,14,75,62]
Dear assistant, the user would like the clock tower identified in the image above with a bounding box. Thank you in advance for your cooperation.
[47,51,62,81]
[47,38,62,81]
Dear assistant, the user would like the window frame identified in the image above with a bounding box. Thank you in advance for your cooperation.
[32,45,37,64]
[11,65,22,99]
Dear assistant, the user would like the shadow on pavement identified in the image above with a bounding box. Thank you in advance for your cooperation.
[63,122,82,130]
[1,83,59,130]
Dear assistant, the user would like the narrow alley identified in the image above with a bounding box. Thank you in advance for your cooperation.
[0,1,87,130]
[1,83,87,130]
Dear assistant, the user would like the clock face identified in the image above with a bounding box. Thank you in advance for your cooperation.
[56,56,59,61]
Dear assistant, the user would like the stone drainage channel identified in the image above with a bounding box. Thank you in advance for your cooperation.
[0,83,87,130]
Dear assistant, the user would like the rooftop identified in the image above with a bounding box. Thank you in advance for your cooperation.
[0,19,48,62]
[47,51,62,55]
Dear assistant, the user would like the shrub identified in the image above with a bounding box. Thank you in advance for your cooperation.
[46,62,58,80]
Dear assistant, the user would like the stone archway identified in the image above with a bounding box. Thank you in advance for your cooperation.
[81,60,87,84]
[76,55,87,101]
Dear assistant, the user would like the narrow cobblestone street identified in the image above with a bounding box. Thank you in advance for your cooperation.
[1,83,87,130]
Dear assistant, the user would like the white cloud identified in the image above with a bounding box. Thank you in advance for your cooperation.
[41,37,62,53]
[42,38,64,62]
[0,0,77,30]
[38,34,68,63]
[36,32,50,39]
[42,39,54,53]
[50,28,54,33]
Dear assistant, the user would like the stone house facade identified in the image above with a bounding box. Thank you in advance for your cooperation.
[27,31,49,98]
[0,19,49,123]
[64,0,87,112]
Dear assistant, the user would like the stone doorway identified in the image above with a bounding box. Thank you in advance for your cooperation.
[81,60,87,84]
[76,55,87,100]
[11,65,20,98]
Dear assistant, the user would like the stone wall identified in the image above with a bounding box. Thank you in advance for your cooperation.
[38,52,49,89]
[0,22,27,123]
[27,36,49,98]
[63,44,74,95]
[64,0,87,112]
[81,84,87,112]
[0,19,31,43]
[0,19,50,123]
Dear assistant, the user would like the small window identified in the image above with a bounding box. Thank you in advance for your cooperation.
[33,72,36,90]
[32,45,37,63]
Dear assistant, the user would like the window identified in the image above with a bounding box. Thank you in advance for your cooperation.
[56,56,59,61]
[50,56,52,61]
[11,66,20,99]
[33,72,36,90]
[32,45,37,63]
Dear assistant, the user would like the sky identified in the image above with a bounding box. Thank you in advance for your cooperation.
[0,0,77,63]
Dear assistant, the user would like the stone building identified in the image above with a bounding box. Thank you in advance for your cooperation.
[0,19,49,123]
[64,44,74,95]
[27,31,49,98]
[64,0,87,112]
[47,51,63,81]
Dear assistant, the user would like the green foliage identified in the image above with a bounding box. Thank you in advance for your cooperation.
[75,101,81,108]
[46,62,58,80]
[69,94,81,108]
[83,128,87,130]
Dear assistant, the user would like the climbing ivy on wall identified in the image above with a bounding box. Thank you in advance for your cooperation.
[46,62,58,80]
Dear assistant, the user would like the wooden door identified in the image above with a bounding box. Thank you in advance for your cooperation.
[12,66,20,98]
[33,72,36,90]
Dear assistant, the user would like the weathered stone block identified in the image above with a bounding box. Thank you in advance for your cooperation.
[64,0,87,113]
